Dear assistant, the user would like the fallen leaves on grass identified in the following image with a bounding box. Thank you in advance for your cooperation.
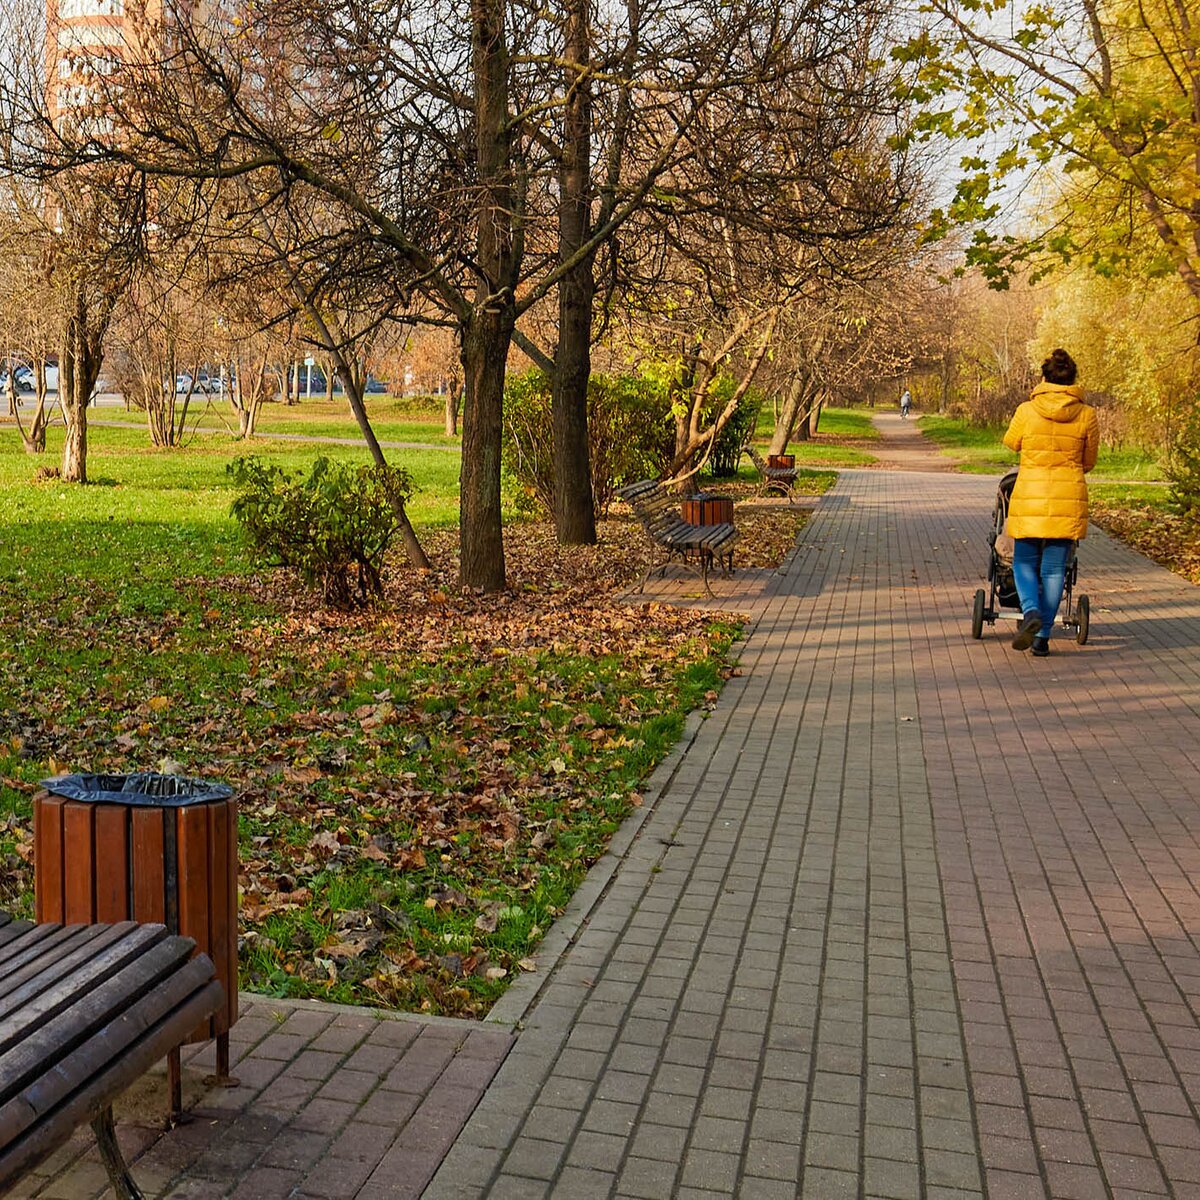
[0,516,751,1017]
[1091,501,1200,585]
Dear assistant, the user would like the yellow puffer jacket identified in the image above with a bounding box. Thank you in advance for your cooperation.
[1002,383,1100,540]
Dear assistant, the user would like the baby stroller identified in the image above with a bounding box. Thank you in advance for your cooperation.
[970,469,1090,643]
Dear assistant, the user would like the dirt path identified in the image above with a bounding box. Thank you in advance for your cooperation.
[868,409,962,471]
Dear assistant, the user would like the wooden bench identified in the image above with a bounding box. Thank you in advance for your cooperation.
[618,479,738,595]
[744,446,798,501]
[0,910,223,1200]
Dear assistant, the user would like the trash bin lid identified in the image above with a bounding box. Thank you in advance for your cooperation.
[40,772,233,807]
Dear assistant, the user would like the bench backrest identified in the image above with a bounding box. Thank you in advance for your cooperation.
[618,481,689,537]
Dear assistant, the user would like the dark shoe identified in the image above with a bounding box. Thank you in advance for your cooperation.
[1011,612,1042,651]
[1031,637,1050,657]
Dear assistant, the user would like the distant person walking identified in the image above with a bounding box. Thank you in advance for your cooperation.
[899,388,912,419]
[1002,348,1099,657]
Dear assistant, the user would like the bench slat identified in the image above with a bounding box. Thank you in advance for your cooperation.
[0,956,219,1147]
[0,971,222,1189]
[0,920,41,957]
[0,925,143,1014]
[0,925,172,1064]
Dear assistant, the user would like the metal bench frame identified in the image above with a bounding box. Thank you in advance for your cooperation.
[618,479,738,596]
[0,911,223,1200]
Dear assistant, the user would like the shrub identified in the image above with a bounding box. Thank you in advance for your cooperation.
[228,456,412,609]
[707,387,763,477]
[502,371,675,516]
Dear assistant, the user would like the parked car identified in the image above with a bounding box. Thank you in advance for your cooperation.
[3,365,57,392]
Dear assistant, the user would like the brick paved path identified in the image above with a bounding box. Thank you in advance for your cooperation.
[426,463,1200,1199]
[17,439,1200,1199]
[13,999,514,1199]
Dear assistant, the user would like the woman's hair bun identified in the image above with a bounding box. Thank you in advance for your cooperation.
[1041,348,1077,385]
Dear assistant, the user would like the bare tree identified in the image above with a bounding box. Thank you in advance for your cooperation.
[0,202,60,453]
[406,327,465,436]
[3,0,873,587]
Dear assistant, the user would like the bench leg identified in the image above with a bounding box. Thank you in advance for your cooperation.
[205,1030,241,1089]
[92,1106,145,1200]
[168,1046,182,1125]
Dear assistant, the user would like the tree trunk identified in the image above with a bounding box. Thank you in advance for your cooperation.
[808,395,824,437]
[58,284,113,481]
[458,0,517,592]
[769,373,818,453]
[337,362,432,573]
[550,0,597,545]
[12,364,49,454]
[324,359,335,403]
[60,315,88,482]
[459,311,512,591]
[769,375,804,455]
[444,382,461,437]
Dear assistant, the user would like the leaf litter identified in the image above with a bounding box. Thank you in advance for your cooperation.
[0,508,811,1016]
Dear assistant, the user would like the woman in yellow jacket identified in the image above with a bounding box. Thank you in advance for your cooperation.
[1002,349,1100,657]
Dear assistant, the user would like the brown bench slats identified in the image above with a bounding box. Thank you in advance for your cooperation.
[619,480,738,595]
[0,915,223,1195]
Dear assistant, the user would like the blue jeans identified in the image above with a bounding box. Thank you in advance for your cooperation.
[1012,538,1072,639]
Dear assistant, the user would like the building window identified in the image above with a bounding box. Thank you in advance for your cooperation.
[57,0,125,18]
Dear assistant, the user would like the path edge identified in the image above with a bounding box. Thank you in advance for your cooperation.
[481,621,757,1031]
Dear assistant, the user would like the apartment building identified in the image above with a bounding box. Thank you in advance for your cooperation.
[48,0,161,122]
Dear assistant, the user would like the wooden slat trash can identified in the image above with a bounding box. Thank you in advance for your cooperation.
[681,493,734,527]
[767,453,795,470]
[33,772,238,1117]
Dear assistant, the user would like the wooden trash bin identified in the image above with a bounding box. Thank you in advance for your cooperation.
[681,494,734,526]
[34,773,238,1116]
[767,453,795,469]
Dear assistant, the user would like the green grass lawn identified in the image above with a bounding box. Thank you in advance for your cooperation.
[74,394,459,447]
[811,406,881,441]
[0,422,742,1016]
[748,405,879,466]
[918,414,1163,480]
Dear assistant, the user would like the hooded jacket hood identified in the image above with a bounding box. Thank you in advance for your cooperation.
[1029,381,1086,422]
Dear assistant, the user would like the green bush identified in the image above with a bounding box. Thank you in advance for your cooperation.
[707,386,762,477]
[502,371,675,516]
[228,456,412,609]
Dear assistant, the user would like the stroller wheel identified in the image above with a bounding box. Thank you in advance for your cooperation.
[971,589,986,639]
[1076,594,1090,644]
